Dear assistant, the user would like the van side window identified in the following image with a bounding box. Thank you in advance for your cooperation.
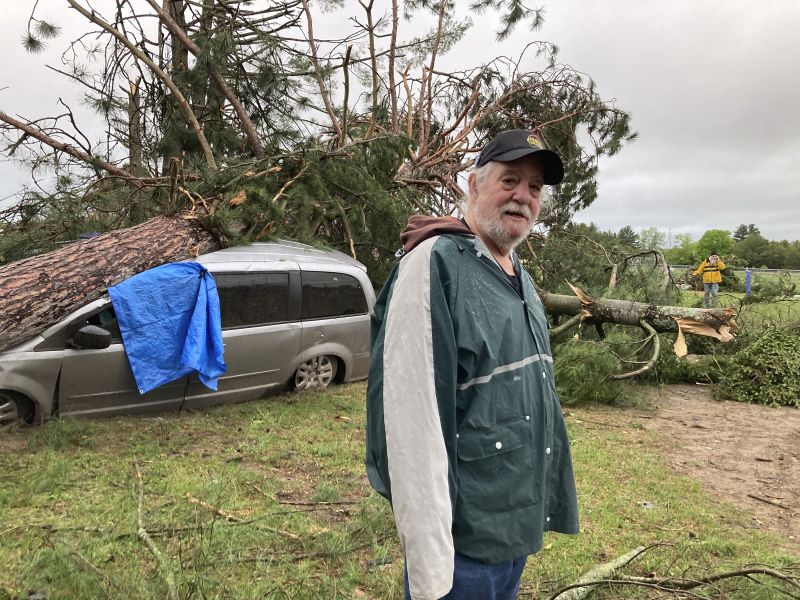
[215,273,290,328]
[35,304,122,351]
[301,271,368,319]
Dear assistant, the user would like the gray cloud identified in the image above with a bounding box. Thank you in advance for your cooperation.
[532,1,800,241]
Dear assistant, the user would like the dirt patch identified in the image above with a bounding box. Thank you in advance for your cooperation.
[640,384,800,554]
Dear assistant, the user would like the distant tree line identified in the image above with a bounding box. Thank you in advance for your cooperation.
[578,223,800,270]
[669,224,800,270]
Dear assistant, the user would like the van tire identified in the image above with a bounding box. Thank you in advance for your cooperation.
[0,391,35,431]
[292,355,337,391]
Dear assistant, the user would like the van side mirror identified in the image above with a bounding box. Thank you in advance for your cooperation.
[72,325,112,349]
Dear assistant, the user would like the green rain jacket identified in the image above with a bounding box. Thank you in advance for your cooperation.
[365,218,579,600]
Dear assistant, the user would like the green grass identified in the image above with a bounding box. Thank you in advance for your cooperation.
[1,383,797,599]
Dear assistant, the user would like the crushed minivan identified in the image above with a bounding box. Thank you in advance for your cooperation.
[0,240,375,428]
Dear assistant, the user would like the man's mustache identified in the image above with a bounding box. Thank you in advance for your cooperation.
[500,203,533,220]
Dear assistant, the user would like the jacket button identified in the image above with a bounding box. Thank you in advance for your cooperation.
[545,447,551,455]
[495,441,503,450]
[525,415,530,421]
[476,251,483,258]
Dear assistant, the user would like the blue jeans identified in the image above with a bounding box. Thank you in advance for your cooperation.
[703,282,719,307]
[405,552,527,600]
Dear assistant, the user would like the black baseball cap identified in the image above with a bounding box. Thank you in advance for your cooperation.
[475,130,564,185]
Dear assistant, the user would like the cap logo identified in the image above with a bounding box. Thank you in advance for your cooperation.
[526,135,541,148]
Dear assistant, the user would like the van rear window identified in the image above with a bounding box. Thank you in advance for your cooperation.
[216,273,290,327]
[301,272,368,319]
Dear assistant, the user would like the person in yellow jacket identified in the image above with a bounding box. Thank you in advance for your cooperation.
[693,252,726,307]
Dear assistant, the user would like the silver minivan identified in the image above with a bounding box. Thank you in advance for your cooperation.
[0,240,375,427]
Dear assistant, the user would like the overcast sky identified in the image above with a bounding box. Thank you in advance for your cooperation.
[2,1,799,243]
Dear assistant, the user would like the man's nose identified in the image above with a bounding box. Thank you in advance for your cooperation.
[513,183,535,204]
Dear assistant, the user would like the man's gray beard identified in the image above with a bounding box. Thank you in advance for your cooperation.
[473,205,531,255]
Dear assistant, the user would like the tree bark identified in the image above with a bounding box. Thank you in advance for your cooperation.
[0,213,220,352]
[540,291,736,339]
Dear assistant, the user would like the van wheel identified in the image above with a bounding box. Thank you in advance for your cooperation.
[0,391,34,431]
[294,356,337,391]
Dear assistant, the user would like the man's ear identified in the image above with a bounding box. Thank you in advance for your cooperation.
[468,172,478,198]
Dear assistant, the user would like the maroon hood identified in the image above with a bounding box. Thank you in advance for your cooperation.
[400,215,473,253]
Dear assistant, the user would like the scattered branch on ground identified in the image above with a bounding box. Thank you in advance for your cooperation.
[548,544,800,600]
[133,461,179,600]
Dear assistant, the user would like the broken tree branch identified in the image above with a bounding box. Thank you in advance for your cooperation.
[747,494,793,511]
[550,313,584,338]
[298,0,343,143]
[550,546,645,600]
[540,289,737,340]
[611,320,660,380]
[0,110,138,182]
[186,493,301,541]
[133,461,179,600]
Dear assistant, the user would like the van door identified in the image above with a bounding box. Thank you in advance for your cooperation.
[182,271,302,409]
[298,271,371,383]
[56,304,186,417]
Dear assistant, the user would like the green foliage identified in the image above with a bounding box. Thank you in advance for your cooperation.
[732,223,760,242]
[553,339,626,405]
[527,223,680,308]
[638,227,665,250]
[611,256,682,306]
[745,272,797,302]
[718,327,800,406]
[0,185,160,264]
[664,233,696,265]
[735,233,800,269]
[195,134,415,287]
[695,229,734,260]
[648,345,690,384]
[528,223,619,295]
[647,340,726,386]
[4,0,639,288]
[735,232,771,267]
[616,225,639,249]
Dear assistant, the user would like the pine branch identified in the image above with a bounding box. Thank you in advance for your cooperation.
[65,0,217,171]
[142,0,265,158]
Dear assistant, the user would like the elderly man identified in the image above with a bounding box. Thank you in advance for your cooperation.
[365,130,579,600]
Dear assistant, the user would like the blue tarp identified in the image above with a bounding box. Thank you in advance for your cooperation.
[108,262,227,395]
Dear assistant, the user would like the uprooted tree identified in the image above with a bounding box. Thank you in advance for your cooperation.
[0,0,736,374]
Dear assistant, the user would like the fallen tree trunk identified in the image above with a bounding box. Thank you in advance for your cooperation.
[540,286,736,379]
[0,212,220,352]
[540,290,736,339]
